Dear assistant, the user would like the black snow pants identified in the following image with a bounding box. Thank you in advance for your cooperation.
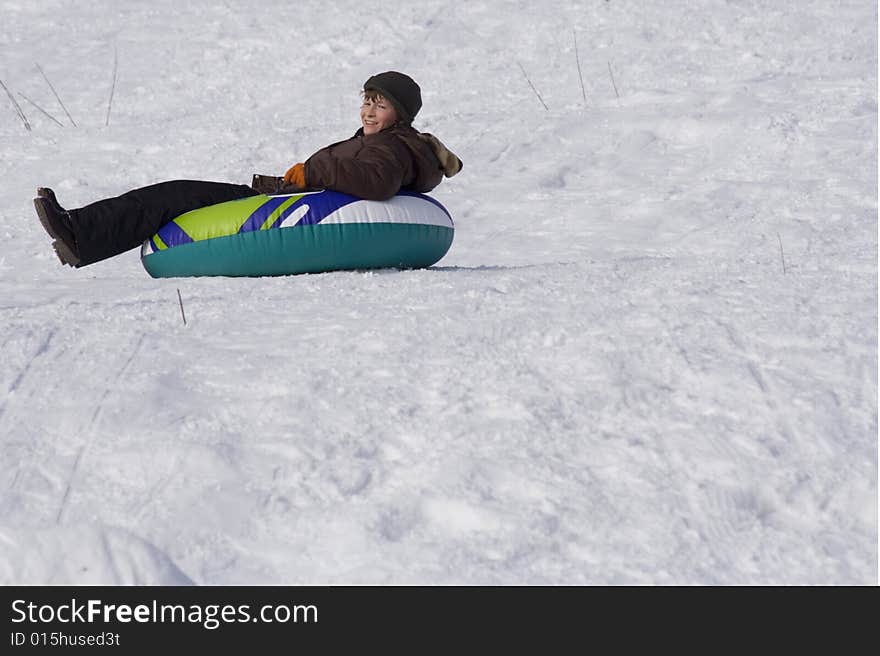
[67,180,259,266]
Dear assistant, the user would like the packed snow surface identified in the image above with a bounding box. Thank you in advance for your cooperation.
[0,0,876,584]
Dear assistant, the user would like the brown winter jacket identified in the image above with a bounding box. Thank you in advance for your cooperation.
[305,125,462,200]
[252,126,462,200]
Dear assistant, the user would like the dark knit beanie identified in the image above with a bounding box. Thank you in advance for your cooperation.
[364,71,422,124]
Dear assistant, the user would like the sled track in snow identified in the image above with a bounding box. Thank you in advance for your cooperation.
[55,332,147,525]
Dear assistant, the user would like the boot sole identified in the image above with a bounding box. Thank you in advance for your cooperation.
[34,198,80,267]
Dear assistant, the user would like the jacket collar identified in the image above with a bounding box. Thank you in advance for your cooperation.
[354,123,413,139]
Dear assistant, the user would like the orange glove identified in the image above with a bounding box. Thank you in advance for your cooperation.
[283,162,306,187]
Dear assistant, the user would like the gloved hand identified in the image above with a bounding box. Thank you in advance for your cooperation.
[284,163,306,187]
[251,174,285,195]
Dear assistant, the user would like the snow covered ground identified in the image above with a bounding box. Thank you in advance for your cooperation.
[0,0,876,584]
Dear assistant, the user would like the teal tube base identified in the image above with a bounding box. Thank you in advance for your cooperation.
[142,222,454,278]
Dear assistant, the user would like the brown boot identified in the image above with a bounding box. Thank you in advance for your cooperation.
[37,187,62,208]
[34,195,80,267]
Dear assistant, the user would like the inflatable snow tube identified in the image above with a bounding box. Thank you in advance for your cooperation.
[140,189,454,278]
